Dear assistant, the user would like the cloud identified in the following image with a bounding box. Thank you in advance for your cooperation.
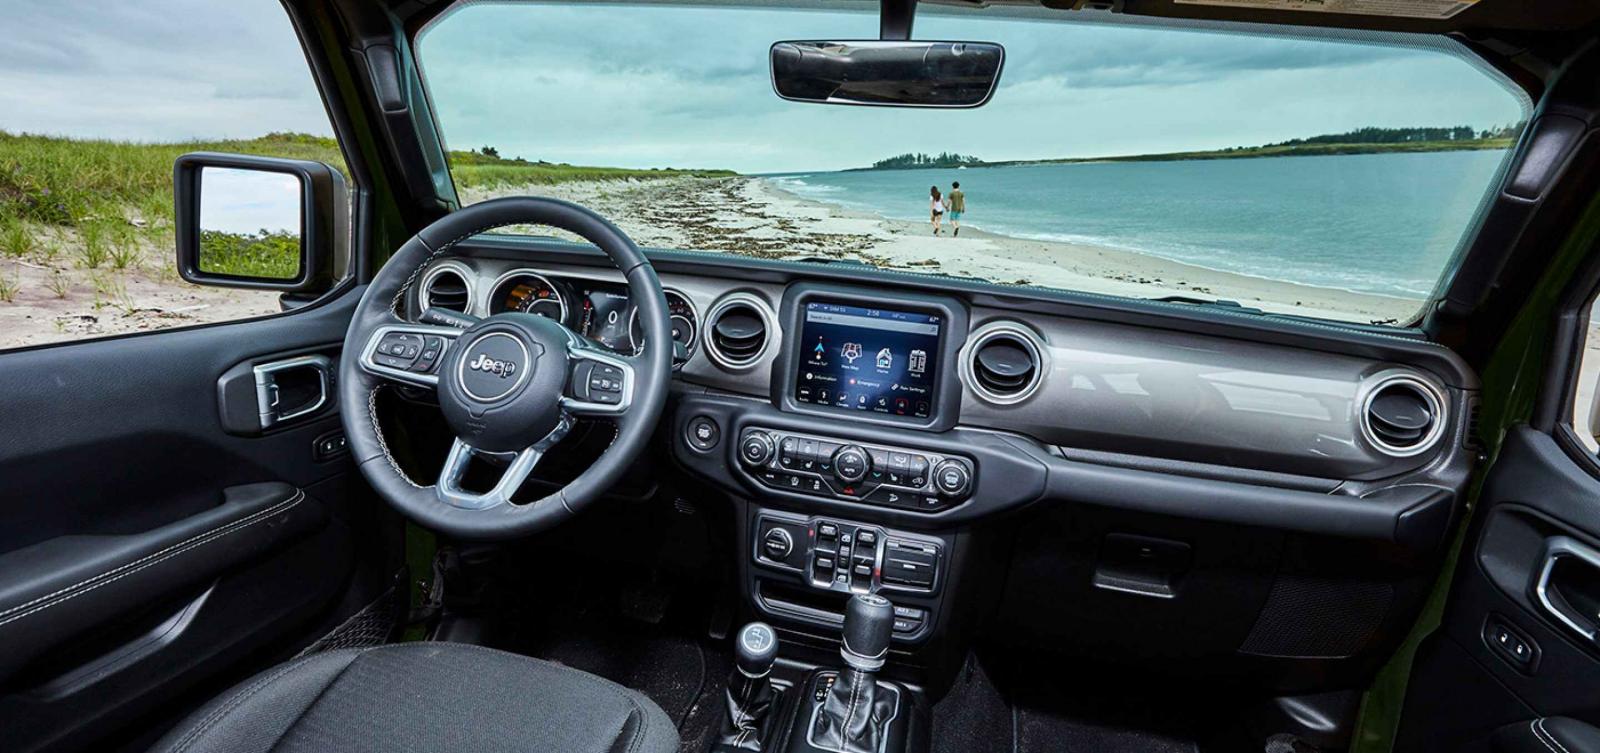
[0,0,1525,174]
[0,0,332,140]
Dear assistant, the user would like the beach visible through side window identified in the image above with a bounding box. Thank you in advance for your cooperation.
[419,4,1529,325]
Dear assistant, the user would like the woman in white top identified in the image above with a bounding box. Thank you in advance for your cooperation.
[930,185,945,236]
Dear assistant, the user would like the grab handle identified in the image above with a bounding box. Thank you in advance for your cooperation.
[1534,536,1600,643]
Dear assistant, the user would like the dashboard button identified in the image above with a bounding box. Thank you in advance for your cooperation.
[762,528,794,560]
[740,433,775,465]
[834,445,870,483]
[933,460,972,497]
[686,416,720,451]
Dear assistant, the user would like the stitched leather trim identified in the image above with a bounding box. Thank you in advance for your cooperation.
[368,385,427,488]
[0,490,305,629]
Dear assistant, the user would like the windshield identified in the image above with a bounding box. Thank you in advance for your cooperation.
[417,2,1529,325]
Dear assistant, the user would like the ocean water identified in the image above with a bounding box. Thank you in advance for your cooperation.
[768,150,1509,298]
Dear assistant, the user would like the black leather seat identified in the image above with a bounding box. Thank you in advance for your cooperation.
[148,642,679,753]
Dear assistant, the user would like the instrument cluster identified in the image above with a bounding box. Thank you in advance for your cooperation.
[488,271,697,362]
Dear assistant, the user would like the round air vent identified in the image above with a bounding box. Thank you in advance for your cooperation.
[421,267,471,314]
[1360,373,1446,458]
[964,325,1045,404]
[705,295,771,369]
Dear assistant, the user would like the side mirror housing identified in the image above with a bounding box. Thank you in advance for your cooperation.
[174,152,346,293]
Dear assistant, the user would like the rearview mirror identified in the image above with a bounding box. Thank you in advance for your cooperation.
[174,152,346,293]
[770,40,1004,108]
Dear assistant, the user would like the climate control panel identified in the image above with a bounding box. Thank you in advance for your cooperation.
[737,428,974,512]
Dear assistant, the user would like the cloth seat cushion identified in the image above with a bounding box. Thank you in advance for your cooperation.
[147,642,678,753]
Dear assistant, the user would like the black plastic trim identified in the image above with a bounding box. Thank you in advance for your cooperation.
[174,152,345,293]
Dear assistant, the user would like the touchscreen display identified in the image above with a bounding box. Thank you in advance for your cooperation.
[794,301,941,419]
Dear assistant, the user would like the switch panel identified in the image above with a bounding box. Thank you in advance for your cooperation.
[753,512,943,596]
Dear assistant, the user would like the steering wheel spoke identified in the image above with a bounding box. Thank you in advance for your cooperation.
[358,322,464,389]
[435,416,573,510]
[560,341,637,418]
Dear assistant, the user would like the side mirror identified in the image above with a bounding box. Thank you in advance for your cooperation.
[174,152,346,293]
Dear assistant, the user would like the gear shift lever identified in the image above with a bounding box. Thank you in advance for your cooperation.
[716,622,781,751]
[812,594,898,753]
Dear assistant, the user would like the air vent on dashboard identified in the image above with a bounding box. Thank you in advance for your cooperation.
[421,268,471,313]
[705,295,770,369]
[1360,373,1446,458]
[964,325,1045,404]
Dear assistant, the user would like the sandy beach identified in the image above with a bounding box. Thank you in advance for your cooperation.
[467,176,1423,324]
[0,226,280,350]
[0,173,1452,349]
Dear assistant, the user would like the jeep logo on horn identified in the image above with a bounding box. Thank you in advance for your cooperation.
[468,353,517,378]
[457,332,532,403]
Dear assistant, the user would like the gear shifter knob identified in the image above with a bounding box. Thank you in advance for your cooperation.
[735,621,779,677]
[841,593,894,671]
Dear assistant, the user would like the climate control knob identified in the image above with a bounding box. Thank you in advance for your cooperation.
[932,460,972,498]
[833,445,870,484]
[739,432,776,466]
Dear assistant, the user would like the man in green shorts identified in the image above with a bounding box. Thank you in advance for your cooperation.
[948,181,966,236]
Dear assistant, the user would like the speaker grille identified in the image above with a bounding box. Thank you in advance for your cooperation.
[1238,574,1393,659]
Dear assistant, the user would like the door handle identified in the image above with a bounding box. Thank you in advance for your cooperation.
[253,354,332,429]
[1534,536,1600,643]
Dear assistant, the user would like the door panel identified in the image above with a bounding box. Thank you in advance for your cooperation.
[0,288,371,752]
[1398,427,1600,751]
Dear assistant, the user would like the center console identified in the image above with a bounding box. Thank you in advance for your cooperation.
[672,284,1049,655]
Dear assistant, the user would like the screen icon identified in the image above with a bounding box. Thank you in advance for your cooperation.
[841,342,862,363]
[876,348,893,369]
[909,349,927,374]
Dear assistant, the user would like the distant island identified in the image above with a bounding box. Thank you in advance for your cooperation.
[870,152,985,170]
[854,125,1520,171]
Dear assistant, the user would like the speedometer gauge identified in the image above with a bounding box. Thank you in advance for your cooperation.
[630,290,697,363]
[491,272,566,322]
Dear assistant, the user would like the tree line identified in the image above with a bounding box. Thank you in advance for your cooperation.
[1265,124,1519,148]
[870,152,984,170]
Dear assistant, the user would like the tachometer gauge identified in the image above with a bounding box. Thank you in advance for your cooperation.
[491,272,567,322]
[630,290,697,363]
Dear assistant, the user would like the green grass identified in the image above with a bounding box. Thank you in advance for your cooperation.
[0,218,34,257]
[0,130,733,229]
[0,131,349,229]
[198,229,300,279]
[0,130,734,277]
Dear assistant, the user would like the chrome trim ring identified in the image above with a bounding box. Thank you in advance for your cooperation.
[486,268,569,322]
[703,291,775,371]
[1358,370,1449,458]
[628,288,698,359]
[456,332,533,403]
[418,262,477,316]
[959,321,1048,405]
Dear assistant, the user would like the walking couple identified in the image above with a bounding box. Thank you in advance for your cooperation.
[929,182,965,237]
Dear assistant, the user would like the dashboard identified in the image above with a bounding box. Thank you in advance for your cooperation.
[425,263,699,362]
[409,245,1476,690]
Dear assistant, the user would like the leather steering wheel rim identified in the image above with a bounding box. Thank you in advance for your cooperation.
[337,197,673,541]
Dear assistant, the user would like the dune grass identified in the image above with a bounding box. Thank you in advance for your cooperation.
[0,130,731,231]
[0,130,733,279]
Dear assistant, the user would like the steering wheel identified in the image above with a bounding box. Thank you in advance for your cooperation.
[337,197,673,540]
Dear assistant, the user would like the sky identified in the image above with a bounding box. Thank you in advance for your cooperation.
[0,0,1528,174]
[199,167,302,236]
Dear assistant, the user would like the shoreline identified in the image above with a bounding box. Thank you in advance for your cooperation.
[464,175,1422,323]
[763,178,1432,307]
